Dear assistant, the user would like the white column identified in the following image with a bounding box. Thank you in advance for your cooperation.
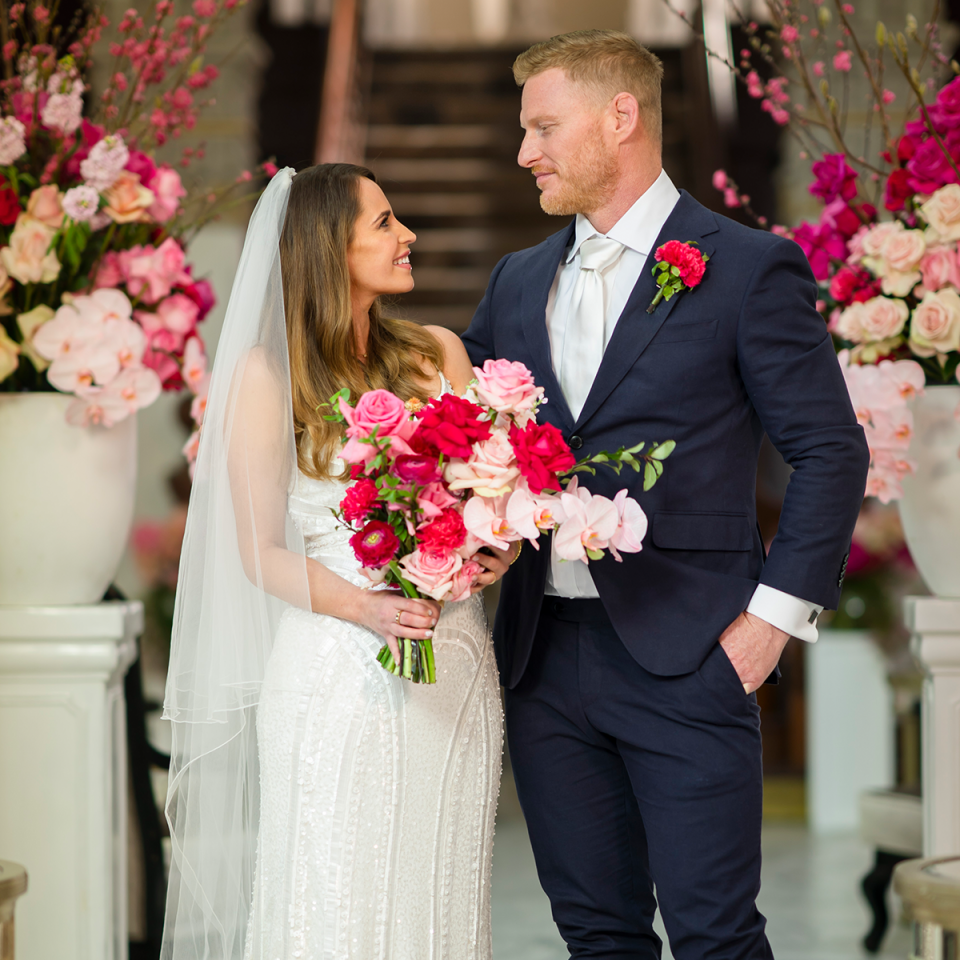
[805,628,895,833]
[0,602,140,960]
[906,596,960,858]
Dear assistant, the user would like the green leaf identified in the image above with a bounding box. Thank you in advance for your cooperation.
[663,287,675,301]
[649,440,676,460]
[586,548,604,561]
[670,265,681,277]
[656,273,668,287]
[643,461,657,491]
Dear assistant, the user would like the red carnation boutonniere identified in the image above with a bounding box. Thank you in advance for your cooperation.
[646,240,709,314]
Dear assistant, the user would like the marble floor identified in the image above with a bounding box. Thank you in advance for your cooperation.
[490,775,913,960]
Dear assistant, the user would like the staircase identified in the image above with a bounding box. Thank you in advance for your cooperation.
[363,47,716,333]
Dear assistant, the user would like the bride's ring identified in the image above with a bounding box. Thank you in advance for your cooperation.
[394,610,402,625]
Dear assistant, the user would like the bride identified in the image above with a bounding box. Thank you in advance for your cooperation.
[161,164,509,960]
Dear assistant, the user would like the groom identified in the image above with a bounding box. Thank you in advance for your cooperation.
[462,29,869,960]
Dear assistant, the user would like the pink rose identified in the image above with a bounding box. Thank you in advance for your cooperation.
[921,184,960,242]
[444,429,520,498]
[448,559,483,603]
[154,292,200,346]
[120,238,191,304]
[398,547,463,601]
[883,229,926,273]
[0,214,60,284]
[95,251,124,288]
[860,296,909,341]
[919,245,960,292]
[26,185,64,229]
[340,388,416,462]
[416,480,460,519]
[147,165,186,223]
[910,288,960,356]
[835,303,868,343]
[860,222,902,258]
[472,358,544,420]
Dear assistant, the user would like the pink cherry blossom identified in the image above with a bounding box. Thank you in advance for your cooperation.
[833,50,853,71]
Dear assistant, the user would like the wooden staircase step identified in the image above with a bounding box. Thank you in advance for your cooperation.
[388,192,494,216]
[369,157,500,182]
[407,266,491,291]
[411,228,495,252]
[366,125,498,150]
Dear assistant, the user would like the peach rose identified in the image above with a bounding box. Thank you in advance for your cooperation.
[860,296,909,341]
[0,214,60,284]
[922,184,960,242]
[26,185,64,229]
[472,358,543,421]
[103,171,156,224]
[16,304,55,371]
[909,288,960,357]
[444,428,520,498]
[835,303,867,342]
[398,546,463,601]
[883,228,926,273]
[860,222,903,258]
[919,245,960,292]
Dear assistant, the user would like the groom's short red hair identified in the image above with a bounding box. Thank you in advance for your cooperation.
[513,30,664,146]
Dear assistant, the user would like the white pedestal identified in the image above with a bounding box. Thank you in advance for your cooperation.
[0,602,140,960]
[806,629,895,833]
[905,596,960,857]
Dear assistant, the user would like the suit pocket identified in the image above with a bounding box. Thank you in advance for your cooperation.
[652,512,753,551]
[653,319,719,343]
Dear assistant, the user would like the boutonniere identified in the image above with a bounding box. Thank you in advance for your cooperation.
[646,240,709,314]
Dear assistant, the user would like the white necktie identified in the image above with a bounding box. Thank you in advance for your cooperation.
[560,235,625,419]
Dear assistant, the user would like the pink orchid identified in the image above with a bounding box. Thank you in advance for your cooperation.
[65,384,131,427]
[607,489,649,560]
[504,484,566,548]
[554,485,620,563]
[462,494,515,549]
[182,335,207,392]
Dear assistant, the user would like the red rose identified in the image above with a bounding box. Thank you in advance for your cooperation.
[655,240,706,287]
[829,266,877,306]
[884,168,913,213]
[509,421,576,495]
[341,478,380,524]
[414,394,491,459]
[350,520,400,568]
[0,179,20,226]
[419,507,466,550]
[394,453,441,485]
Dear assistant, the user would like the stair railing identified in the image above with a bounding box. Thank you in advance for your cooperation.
[315,0,366,164]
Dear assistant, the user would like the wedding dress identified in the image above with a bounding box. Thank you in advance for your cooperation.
[244,373,504,960]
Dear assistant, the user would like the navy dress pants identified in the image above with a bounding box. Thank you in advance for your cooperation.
[505,597,774,960]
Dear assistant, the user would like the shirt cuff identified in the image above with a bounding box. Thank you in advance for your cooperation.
[746,584,823,642]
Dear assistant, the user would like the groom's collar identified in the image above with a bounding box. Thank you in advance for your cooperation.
[566,170,681,263]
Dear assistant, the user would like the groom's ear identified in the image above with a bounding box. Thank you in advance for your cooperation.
[609,91,641,143]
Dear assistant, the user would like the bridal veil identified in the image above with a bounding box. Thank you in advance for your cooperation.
[161,167,311,959]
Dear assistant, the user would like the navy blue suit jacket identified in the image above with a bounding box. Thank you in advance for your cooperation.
[462,191,870,689]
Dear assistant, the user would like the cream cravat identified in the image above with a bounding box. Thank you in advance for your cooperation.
[560,235,625,420]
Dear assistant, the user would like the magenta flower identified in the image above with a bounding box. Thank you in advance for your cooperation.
[809,153,858,203]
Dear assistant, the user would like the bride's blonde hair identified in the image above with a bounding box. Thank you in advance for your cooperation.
[280,163,444,480]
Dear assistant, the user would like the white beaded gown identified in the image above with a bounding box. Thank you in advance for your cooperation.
[244,377,504,960]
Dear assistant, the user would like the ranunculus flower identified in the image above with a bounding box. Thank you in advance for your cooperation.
[444,428,520,498]
[103,171,155,224]
[509,420,576,495]
[907,136,960,195]
[16,304,55,371]
[910,288,960,356]
[415,393,492,459]
[448,559,483,603]
[922,184,960,242]
[810,153,858,203]
[26,184,64,229]
[929,76,960,133]
[146,165,186,222]
[860,296,909,341]
[0,325,19,382]
[0,214,60,284]
[341,478,380,523]
[419,507,467,550]
[416,480,460,519]
[0,179,20,226]
[398,546,462,601]
[472,358,543,421]
[349,519,400,569]
[793,219,847,280]
[394,453,441,485]
[829,266,875,305]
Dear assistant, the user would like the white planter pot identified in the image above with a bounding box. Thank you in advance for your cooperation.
[0,393,137,605]
[899,384,960,599]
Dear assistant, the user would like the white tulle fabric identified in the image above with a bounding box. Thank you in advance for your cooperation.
[161,167,502,960]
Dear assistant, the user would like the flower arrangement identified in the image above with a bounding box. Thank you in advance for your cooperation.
[0,0,272,466]
[328,360,675,683]
[664,0,960,500]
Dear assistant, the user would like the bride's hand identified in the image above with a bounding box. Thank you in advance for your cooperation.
[468,543,519,593]
[358,592,441,663]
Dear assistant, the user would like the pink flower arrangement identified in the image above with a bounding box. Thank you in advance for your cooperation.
[0,0,276,470]
[328,364,675,683]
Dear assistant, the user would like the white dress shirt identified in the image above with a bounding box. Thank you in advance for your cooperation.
[542,170,823,642]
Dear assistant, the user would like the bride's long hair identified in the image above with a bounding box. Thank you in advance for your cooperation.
[280,162,444,480]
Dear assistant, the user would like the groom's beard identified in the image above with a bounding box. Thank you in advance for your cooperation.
[535,134,618,218]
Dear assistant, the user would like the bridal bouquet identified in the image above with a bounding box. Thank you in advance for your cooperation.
[0,0,270,467]
[327,360,674,683]
[670,0,959,501]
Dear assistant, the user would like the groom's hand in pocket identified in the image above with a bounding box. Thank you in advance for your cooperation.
[718,612,791,695]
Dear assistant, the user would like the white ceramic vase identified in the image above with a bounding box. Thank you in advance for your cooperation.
[898,384,960,598]
[0,393,137,605]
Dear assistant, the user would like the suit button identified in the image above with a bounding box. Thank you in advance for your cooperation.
[569,435,583,450]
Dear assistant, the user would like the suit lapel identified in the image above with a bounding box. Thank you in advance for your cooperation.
[573,192,719,432]
[520,221,576,433]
